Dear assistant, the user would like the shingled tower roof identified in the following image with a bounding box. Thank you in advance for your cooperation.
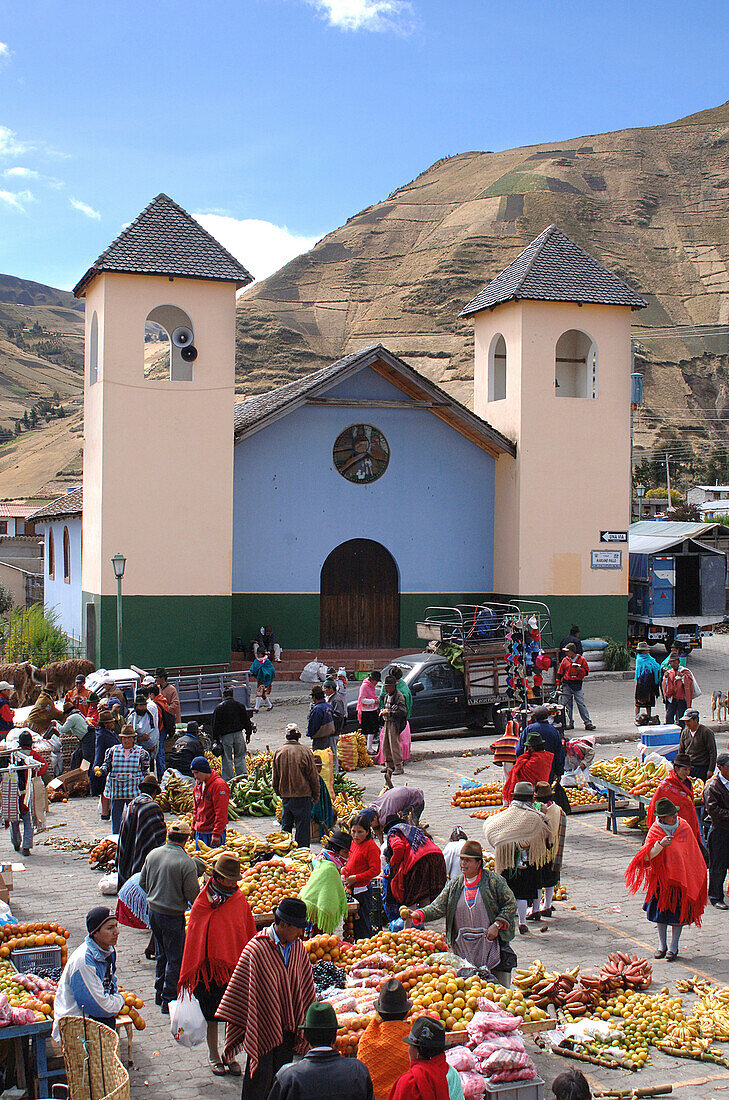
[73,193,253,297]
[460,225,647,316]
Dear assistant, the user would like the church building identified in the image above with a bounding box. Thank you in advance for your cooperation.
[30,197,646,668]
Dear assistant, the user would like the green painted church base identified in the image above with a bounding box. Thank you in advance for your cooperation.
[82,592,231,669]
[232,592,628,651]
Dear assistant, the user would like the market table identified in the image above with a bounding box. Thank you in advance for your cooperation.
[254,899,359,930]
[0,1018,63,1099]
[602,781,647,835]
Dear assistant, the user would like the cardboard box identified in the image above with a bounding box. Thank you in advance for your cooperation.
[50,765,90,796]
[0,863,14,891]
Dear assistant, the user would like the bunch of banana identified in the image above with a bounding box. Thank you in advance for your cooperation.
[513,960,546,990]
[665,1019,701,1045]
[333,792,363,821]
[694,995,729,1041]
[205,751,221,774]
[676,974,713,994]
[156,776,194,814]
[247,749,274,774]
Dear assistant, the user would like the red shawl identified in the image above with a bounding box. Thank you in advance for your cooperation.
[388,830,444,904]
[502,750,554,804]
[646,773,700,842]
[388,1053,449,1100]
[217,927,315,1074]
[178,885,256,994]
[625,818,707,926]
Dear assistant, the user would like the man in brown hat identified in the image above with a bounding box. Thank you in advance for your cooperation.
[139,820,199,1014]
[272,724,320,849]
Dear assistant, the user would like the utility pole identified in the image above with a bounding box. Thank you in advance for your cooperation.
[665,453,672,512]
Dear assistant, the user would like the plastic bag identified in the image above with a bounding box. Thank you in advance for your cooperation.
[446,1046,476,1072]
[459,1070,486,1099]
[473,1033,526,1060]
[482,1050,532,1074]
[169,990,207,1048]
[300,660,328,684]
[98,872,118,895]
[0,994,11,1025]
[488,1066,537,1083]
[468,1010,521,1042]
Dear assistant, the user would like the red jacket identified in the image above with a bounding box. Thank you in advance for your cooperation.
[502,749,554,804]
[556,655,589,685]
[192,773,230,836]
[342,838,381,888]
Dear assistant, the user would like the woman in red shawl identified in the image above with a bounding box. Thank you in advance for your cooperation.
[502,732,554,805]
[384,819,446,915]
[646,754,703,847]
[178,852,255,1076]
[625,796,707,961]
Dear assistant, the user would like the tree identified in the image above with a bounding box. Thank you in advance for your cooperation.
[22,410,28,428]
[666,502,702,522]
[13,421,20,437]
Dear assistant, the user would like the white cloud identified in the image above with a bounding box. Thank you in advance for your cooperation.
[3,166,39,179]
[306,0,413,31]
[194,213,320,282]
[0,43,10,63]
[0,188,34,212]
[70,196,101,220]
[0,125,32,158]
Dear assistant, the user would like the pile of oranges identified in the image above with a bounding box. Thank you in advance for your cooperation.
[0,922,70,966]
[565,788,606,808]
[403,968,548,1032]
[305,934,345,963]
[342,929,447,971]
[239,859,309,916]
[451,782,503,809]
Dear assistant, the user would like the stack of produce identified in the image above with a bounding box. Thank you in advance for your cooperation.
[588,988,687,1068]
[305,934,347,963]
[205,751,221,774]
[238,858,310,916]
[590,757,667,796]
[691,777,705,800]
[312,960,346,993]
[514,954,652,1016]
[329,987,382,1054]
[342,928,447,970]
[0,922,70,967]
[0,960,52,1022]
[564,788,606,808]
[399,969,547,1031]
[230,764,277,817]
[468,808,503,822]
[156,775,194,814]
[451,782,502,809]
[338,732,374,771]
[446,1004,539,1094]
[88,838,117,871]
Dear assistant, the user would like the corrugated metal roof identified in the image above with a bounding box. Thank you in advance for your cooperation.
[630,520,724,556]
[460,225,647,316]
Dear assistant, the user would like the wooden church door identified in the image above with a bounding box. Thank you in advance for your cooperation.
[320,539,399,648]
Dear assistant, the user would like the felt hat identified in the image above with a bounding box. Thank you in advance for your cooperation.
[274,897,308,928]
[75,674,85,683]
[285,723,301,740]
[673,753,692,769]
[86,906,115,936]
[513,781,535,801]
[526,731,545,750]
[636,641,650,652]
[655,798,678,817]
[375,978,412,1015]
[534,781,553,800]
[119,725,136,740]
[190,755,212,773]
[134,693,147,705]
[402,1016,446,1054]
[326,828,352,852]
[168,820,191,840]
[0,681,14,692]
[564,643,577,653]
[139,772,160,791]
[299,1001,338,1032]
[18,731,32,748]
[213,852,241,881]
[459,840,483,861]
[323,678,336,689]
[97,707,114,725]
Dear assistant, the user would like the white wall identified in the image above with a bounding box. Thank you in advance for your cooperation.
[39,517,82,640]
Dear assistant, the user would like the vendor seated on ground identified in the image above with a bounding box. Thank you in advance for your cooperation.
[52,907,124,1043]
[166,721,205,776]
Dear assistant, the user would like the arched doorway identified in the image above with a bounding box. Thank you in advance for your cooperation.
[320,540,399,648]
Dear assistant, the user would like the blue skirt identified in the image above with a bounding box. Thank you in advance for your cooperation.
[644,893,683,926]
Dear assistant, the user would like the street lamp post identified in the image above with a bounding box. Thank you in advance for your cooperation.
[111,553,126,669]
[636,483,646,522]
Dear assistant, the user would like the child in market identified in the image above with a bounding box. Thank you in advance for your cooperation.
[341,814,381,939]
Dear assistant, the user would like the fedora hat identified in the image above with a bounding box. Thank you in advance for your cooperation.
[564,643,577,653]
[299,1001,338,1033]
[636,641,649,652]
[274,897,308,928]
[655,798,678,817]
[459,840,483,861]
[213,852,241,881]
[375,978,412,1015]
[402,1016,446,1054]
[513,781,535,800]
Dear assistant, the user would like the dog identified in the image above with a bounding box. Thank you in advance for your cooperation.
[712,690,729,723]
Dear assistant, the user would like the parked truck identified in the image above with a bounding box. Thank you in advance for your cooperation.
[629,520,728,649]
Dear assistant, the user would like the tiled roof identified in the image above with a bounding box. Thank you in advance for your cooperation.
[460,225,647,316]
[234,344,516,456]
[28,488,83,522]
[73,194,253,297]
[0,503,42,518]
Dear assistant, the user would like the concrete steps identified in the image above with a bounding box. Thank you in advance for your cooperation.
[232,647,416,681]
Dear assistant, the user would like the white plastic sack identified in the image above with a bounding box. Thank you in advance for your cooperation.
[98,872,118,895]
[299,660,328,684]
[690,670,702,698]
[169,990,207,1048]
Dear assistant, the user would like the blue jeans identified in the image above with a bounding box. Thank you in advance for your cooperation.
[194,831,227,848]
[10,813,33,851]
[111,799,130,834]
[281,797,312,849]
[156,740,166,778]
[148,908,185,1008]
[561,683,591,727]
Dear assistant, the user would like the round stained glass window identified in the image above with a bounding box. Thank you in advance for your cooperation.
[333,424,390,484]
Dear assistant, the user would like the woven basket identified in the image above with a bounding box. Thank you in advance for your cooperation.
[59,1016,130,1100]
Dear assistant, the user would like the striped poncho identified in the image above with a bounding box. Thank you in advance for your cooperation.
[217,926,315,1076]
[116,793,166,889]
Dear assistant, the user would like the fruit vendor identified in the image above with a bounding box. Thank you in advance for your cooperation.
[501,732,554,805]
[52,907,124,1042]
[218,896,315,1100]
[179,852,256,1077]
[625,796,708,961]
[300,829,350,934]
[383,819,447,917]
[402,840,516,987]
[190,754,230,848]
[516,706,565,781]
[645,753,703,847]
[482,782,551,934]
[388,1016,450,1100]
[365,785,425,837]
[678,709,717,782]
[341,814,381,939]
[268,1000,374,1100]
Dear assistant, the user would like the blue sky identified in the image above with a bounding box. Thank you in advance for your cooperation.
[0,0,728,291]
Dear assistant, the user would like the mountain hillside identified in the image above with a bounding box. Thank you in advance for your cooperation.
[236,99,729,474]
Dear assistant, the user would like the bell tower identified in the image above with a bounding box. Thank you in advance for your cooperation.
[74,194,252,667]
[462,225,646,640]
